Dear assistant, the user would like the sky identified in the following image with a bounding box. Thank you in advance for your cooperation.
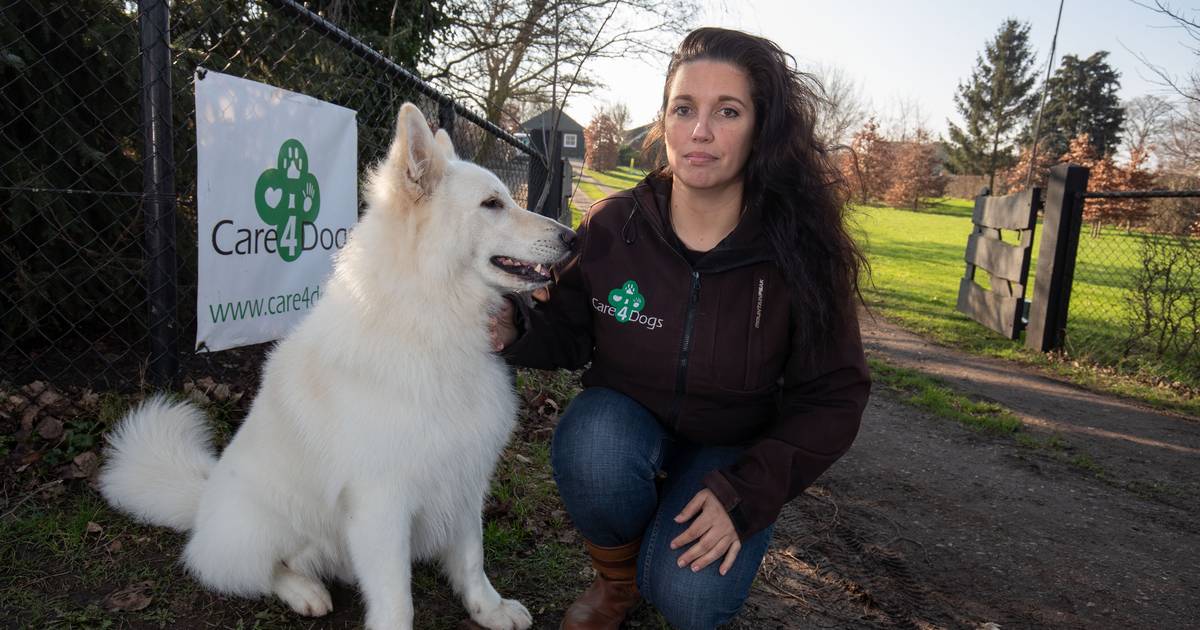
[564,0,1199,140]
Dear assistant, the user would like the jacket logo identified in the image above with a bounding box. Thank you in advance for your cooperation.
[754,278,765,329]
[593,280,664,330]
[607,280,645,324]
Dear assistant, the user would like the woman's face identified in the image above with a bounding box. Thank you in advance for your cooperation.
[664,59,756,194]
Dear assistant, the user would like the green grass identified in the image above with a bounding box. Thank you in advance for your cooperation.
[576,181,606,202]
[584,166,647,190]
[855,199,1200,417]
[867,359,1124,481]
[868,358,1022,434]
[567,199,583,229]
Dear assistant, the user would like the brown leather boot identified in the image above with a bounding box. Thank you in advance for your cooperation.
[560,538,642,630]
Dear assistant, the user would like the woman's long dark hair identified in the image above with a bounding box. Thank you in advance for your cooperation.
[644,27,868,362]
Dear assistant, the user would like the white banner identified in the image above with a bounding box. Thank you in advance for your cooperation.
[195,69,357,352]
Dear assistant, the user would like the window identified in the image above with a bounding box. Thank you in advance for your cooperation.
[562,133,577,148]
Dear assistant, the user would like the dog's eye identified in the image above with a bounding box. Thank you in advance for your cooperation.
[481,197,504,210]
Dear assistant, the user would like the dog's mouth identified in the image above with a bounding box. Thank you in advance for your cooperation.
[490,256,552,283]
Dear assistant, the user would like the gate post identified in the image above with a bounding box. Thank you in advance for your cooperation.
[139,0,178,387]
[528,154,548,215]
[1026,163,1088,352]
[437,99,455,137]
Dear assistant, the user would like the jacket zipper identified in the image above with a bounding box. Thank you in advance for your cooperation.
[668,270,701,428]
[629,196,705,428]
[626,195,715,429]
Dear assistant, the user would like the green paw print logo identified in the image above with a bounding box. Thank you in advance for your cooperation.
[607,280,645,324]
[254,139,320,262]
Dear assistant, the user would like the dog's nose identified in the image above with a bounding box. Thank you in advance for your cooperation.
[559,228,578,252]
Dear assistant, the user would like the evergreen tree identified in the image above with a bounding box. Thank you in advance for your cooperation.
[1041,52,1125,158]
[946,19,1038,191]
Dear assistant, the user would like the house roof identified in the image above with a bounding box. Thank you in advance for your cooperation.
[521,107,584,133]
[623,122,654,148]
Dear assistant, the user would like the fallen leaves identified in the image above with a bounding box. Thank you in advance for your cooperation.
[103,580,155,612]
[2,377,243,489]
[73,451,100,478]
[36,416,64,440]
[182,377,243,406]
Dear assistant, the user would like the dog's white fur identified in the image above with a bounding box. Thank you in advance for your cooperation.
[99,103,572,630]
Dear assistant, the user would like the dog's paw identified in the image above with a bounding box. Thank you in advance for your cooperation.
[273,570,333,617]
[471,598,532,630]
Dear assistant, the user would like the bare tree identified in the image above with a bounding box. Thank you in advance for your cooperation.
[1123,94,1174,155]
[810,63,867,147]
[883,96,929,142]
[1130,2,1200,173]
[600,101,631,135]
[1159,100,1200,173]
[1131,1,1200,105]
[423,0,694,128]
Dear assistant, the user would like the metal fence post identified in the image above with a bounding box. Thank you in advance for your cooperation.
[548,154,566,221]
[438,98,455,137]
[528,156,548,215]
[139,0,178,387]
[1026,163,1089,352]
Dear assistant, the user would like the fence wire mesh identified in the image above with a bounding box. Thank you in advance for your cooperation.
[1066,205,1200,385]
[1,0,548,390]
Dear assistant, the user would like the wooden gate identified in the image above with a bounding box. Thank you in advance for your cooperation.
[956,188,1041,339]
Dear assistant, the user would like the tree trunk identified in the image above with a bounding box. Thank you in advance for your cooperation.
[988,125,1001,193]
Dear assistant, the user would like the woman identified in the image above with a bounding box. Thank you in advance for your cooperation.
[492,27,871,630]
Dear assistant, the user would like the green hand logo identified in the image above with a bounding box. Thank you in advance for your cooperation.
[254,139,320,262]
[607,280,645,324]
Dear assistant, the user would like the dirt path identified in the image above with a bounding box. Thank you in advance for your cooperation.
[732,316,1200,629]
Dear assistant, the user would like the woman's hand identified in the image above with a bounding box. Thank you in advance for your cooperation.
[488,298,518,351]
[670,488,741,575]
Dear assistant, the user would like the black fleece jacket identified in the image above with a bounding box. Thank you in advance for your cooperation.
[503,174,871,538]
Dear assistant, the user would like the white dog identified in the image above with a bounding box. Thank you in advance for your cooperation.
[99,103,574,630]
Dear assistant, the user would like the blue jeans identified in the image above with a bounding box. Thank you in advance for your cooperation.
[551,387,774,630]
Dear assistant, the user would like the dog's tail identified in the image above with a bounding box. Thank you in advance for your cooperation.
[98,395,217,532]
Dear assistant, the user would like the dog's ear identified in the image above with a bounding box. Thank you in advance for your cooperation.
[385,103,446,201]
[434,128,457,161]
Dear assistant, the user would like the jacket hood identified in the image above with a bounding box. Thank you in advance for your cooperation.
[628,172,774,273]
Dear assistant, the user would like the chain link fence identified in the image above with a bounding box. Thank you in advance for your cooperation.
[2,0,556,390]
[1066,193,1200,386]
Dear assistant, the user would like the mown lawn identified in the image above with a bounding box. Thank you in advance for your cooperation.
[583,165,646,191]
[576,181,606,204]
[854,198,1199,416]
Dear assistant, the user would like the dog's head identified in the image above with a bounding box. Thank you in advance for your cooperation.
[365,103,576,294]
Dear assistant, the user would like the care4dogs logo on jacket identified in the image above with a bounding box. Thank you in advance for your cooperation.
[591,280,664,330]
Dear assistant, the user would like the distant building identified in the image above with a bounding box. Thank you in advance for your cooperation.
[623,122,654,152]
[521,108,585,160]
[622,122,657,169]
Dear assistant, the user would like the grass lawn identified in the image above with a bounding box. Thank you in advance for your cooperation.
[583,166,646,191]
[576,180,606,203]
[855,197,1199,416]
[567,199,584,229]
